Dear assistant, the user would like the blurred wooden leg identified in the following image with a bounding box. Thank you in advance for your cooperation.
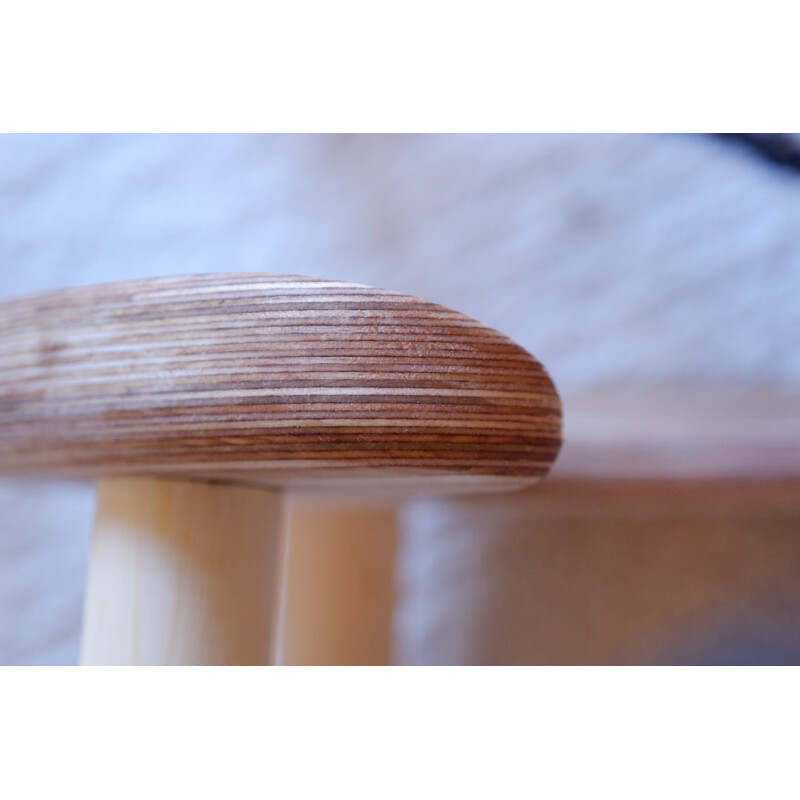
[81,477,284,665]
[275,496,398,665]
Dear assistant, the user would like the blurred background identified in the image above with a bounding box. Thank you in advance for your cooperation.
[1,133,798,664]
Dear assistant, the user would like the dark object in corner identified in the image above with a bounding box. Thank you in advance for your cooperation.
[713,133,800,174]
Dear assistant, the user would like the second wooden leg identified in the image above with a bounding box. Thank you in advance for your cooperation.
[274,496,398,666]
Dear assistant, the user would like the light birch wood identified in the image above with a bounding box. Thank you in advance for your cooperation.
[400,478,800,665]
[81,477,284,665]
[554,388,800,478]
[275,496,398,665]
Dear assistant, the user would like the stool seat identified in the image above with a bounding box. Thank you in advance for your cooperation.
[0,274,561,492]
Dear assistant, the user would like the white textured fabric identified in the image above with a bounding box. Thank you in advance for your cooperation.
[0,133,798,664]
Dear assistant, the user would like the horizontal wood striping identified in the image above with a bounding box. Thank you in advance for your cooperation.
[0,274,561,491]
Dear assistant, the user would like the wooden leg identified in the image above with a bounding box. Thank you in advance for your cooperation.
[80,477,284,665]
[274,496,398,665]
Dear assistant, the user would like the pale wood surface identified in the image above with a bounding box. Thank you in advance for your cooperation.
[275,496,398,665]
[555,389,800,478]
[81,477,283,665]
[399,478,800,665]
[0,274,561,492]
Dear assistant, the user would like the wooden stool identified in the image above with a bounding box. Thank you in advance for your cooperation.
[0,274,561,665]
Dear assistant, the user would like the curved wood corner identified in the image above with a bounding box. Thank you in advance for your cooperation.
[0,274,561,492]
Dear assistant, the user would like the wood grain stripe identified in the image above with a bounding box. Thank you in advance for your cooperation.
[0,274,561,491]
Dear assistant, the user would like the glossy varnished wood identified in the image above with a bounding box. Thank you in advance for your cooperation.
[0,274,561,491]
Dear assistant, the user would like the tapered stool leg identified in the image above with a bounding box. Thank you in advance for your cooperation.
[80,477,284,665]
[274,497,398,665]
